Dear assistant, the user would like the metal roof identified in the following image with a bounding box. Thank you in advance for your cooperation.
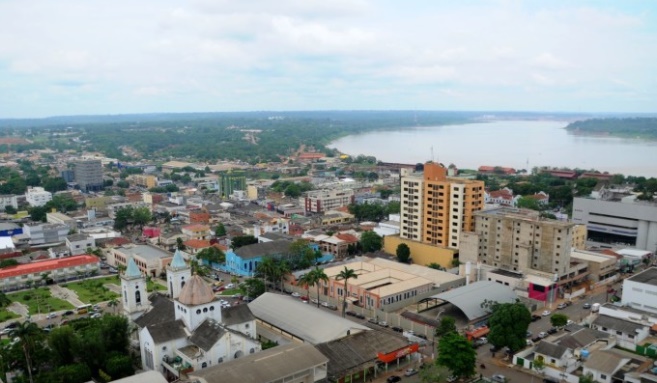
[431,281,517,321]
[248,293,370,345]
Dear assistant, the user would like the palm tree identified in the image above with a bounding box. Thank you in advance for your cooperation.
[336,266,358,317]
[255,257,277,292]
[11,321,42,383]
[107,298,119,314]
[276,259,291,292]
[299,267,329,308]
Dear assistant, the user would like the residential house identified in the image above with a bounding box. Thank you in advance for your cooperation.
[184,239,212,255]
[582,349,634,383]
[485,187,519,207]
[182,225,212,241]
[533,341,575,371]
[591,315,650,350]
[66,234,96,256]
[224,240,292,277]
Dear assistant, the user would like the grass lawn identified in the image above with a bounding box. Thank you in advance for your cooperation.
[99,275,120,286]
[219,288,241,296]
[0,310,19,322]
[147,280,167,292]
[8,288,74,315]
[62,279,119,304]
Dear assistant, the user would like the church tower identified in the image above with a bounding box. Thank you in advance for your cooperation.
[167,249,191,299]
[121,256,149,320]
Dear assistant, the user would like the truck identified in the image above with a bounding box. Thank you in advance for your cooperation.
[591,303,601,313]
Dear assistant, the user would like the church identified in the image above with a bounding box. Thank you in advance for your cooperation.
[121,250,261,381]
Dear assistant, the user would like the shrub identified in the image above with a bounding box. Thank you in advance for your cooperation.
[23,294,32,301]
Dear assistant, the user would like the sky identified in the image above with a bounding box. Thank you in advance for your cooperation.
[0,0,656,118]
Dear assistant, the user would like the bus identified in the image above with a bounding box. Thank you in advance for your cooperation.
[76,304,92,314]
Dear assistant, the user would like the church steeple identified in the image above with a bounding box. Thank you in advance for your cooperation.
[121,256,149,320]
[167,249,191,299]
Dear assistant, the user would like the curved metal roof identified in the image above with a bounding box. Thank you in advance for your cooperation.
[432,281,517,320]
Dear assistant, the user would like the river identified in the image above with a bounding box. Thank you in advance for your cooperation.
[327,120,657,178]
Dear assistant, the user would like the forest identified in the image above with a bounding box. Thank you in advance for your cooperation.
[565,117,657,139]
[0,111,476,162]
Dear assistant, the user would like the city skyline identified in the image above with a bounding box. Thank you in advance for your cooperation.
[1,0,656,118]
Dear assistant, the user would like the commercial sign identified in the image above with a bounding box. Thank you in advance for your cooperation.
[376,343,419,363]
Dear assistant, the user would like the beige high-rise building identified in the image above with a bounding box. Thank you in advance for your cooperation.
[400,162,484,249]
[469,207,575,276]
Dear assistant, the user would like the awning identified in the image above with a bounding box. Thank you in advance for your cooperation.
[377,343,419,363]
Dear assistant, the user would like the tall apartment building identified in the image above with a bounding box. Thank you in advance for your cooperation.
[400,162,484,249]
[465,207,575,276]
[25,187,53,207]
[303,189,355,214]
[74,159,104,192]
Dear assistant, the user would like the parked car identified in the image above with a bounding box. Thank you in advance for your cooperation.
[291,292,300,298]
[557,303,568,310]
[355,313,366,320]
[46,313,57,319]
[404,368,418,377]
[532,336,542,343]
[541,310,551,316]
[583,302,592,309]
[378,321,388,327]
[0,328,12,336]
[62,310,74,317]
[547,327,558,335]
[321,302,338,310]
[490,345,501,353]
[491,374,506,382]
[386,376,402,383]
[538,332,548,339]
[417,334,428,340]
[526,330,532,338]
[4,322,19,330]
[391,326,403,333]
[345,311,357,317]
[310,298,319,304]
[531,315,542,322]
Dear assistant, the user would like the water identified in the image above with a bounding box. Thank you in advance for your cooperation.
[327,120,657,178]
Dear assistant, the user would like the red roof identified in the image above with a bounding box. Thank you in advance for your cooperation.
[336,233,359,243]
[184,239,212,249]
[488,189,514,200]
[106,237,132,247]
[0,255,99,279]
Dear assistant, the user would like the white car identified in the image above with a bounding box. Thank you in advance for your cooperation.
[46,313,57,319]
[291,292,300,298]
[538,331,548,339]
[542,310,551,316]
[491,374,506,382]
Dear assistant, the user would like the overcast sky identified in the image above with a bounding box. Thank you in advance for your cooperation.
[0,1,655,118]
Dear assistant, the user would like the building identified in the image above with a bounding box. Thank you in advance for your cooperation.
[0,194,21,210]
[485,188,519,207]
[590,315,650,349]
[573,186,657,252]
[461,207,575,276]
[46,212,76,229]
[400,162,484,249]
[23,223,69,245]
[66,234,96,256]
[109,244,173,278]
[303,189,355,214]
[621,267,657,315]
[181,224,212,241]
[188,343,328,383]
[25,187,52,207]
[74,159,104,192]
[0,223,22,237]
[224,240,291,277]
[569,249,618,283]
[0,255,100,290]
[220,172,246,198]
[320,257,465,312]
[133,253,261,381]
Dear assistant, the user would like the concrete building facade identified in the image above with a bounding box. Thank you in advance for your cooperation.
[621,267,657,314]
[399,162,484,249]
[573,188,657,253]
[303,189,355,214]
[74,159,104,192]
[25,187,52,207]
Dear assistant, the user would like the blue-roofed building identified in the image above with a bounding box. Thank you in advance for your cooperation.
[0,223,22,238]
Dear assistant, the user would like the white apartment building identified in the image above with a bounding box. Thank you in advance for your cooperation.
[25,187,52,207]
[400,169,424,241]
[0,195,21,210]
[302,189,354,213]
[66,234,96,256]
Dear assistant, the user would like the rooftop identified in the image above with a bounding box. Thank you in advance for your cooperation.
[0,255,99,279]
[116,244,172,261]
[248,293,369,345]
[431,281,517,321]
[627,267,657,286]
[234,240,291,260]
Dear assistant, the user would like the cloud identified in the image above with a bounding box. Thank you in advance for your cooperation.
[0,1,655,117]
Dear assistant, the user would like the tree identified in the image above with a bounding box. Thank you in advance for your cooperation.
[215,223,226,237]
[396,243,411,263]
[107,298,119,314]
[550,313,569,328]
[532,357,545,376]
[436,332,476,378]
[517,196,541,211]
[427,263,445,271]
[299,267,329,308]
[3,205,16,214]
[579,373,598,383]
[113,206,133,232]
[487,301,532,352]
[196,247,225,266]
[231,235,258,249]
[132,207,152,230]
[284,183,302,198]
[176,237,186,250]
[360,231,382,253]
[0,259,18,269]
[255,257,277,291]
[11,321,43,383]
[418,363,444,383]
[336,267,358,317]
[241,278,265,299]
[48,326,78,365]
[435,316,457,337]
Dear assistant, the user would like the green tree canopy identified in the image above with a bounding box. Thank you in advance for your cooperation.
[215,222,226,237]
[550,313,569,328]
[396,243,411,263]
[436,332,477,378]
[231,235,258,249]
[196,246,225,265]
[360,230,382,253]
[241,278,265,299]
[435,316,457,338]
[336,266,358,317]
[487,301,532,352]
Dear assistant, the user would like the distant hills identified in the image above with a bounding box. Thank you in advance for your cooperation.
[565,117,657,139]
